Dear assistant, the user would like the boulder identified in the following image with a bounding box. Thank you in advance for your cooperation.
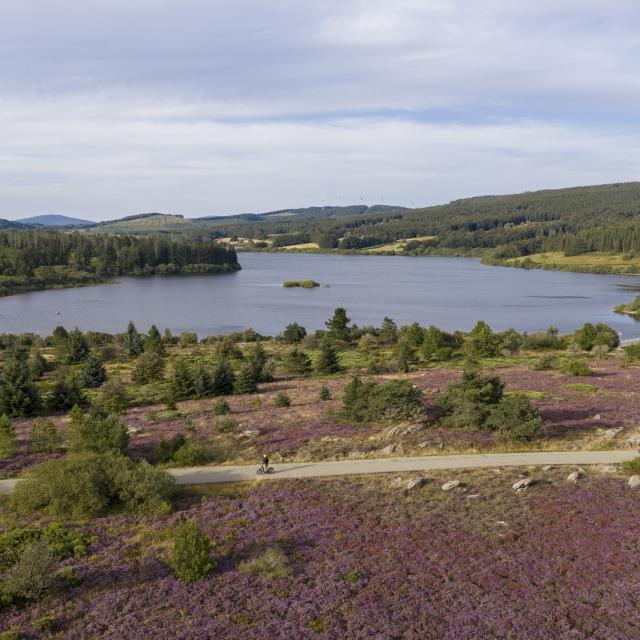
[441,480,461,491]
[628,475,640,489]
[625,435,640,447]
[385,423,425,439]
[381,444,397,455]
[567,471,584,483]
[512,477,535,491]
[597,465,618,473]
[389,476,404,489]
[405,477,426,491]
[602,427,623,438]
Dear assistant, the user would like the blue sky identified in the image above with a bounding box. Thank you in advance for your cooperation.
[2,0,640,220]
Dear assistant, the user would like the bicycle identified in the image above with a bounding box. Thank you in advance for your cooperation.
[256,464,275,475]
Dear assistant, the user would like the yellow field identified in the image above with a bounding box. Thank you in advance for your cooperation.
[282,242,320,250]
[363,236,437,253]
[505,251,640,269]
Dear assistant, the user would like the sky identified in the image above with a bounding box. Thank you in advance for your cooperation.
[2,0,640,221]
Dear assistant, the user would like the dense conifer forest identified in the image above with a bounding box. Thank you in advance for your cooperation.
[0,231,240,296]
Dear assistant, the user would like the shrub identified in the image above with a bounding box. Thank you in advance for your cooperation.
[10,453,175,518]
[97,378,128,414]
[48,371,86,412]
[467,321,501,358]
[274,392,291,408]
[282,322,307,344]
[0,523,89,571]
[485,394,541,441]
[33,616,56,634]
[319,385,331,401]
[213,398,231,415]
[172,441,206,467]
[534,355,557,371]
[30,418,62,454]
[282,349,312,376]
[560,359,593,376]
[523,326,566,351]
[212,359,236,395]
[438,370,504,429]
[0,415,16,458]
[68,407,129,455]
[179,332,198,348]
[131,351,165,384]
[215,417,237,434]
[622,457,640,474]
[342,377,423,425]
[169,520,214,583]
[152,434,186,463]
[237,547,291,579]
[1,540,56,605]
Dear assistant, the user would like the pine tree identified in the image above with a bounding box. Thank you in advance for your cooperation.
[170,359,194,401]
[248,342,272,382]
[234,364,258,394]
[0,348,41,417]
[48,371,86,412]
[30,418,62,453]
[0,415,16,457]
[212,359,235,395]
[379,317,398,344]
[325,308,351,342]
[283,349,312,376]
[131,351,165,384]
[124,321,144,357]
[65,328,90,364]
[169,520,213,583]
[315,338,341,375]
[146,324,165,355]
[80,353,108,388]
[319,385,331,401]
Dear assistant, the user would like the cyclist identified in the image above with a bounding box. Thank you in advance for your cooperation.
[261,453,270,473]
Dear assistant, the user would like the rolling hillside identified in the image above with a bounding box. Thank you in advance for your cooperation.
[17,214,92,226]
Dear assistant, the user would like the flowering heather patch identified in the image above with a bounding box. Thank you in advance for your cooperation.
[2,470,640,639]
[4,360,640,477]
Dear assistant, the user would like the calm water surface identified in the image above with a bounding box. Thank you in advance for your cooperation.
[1,253,639,338]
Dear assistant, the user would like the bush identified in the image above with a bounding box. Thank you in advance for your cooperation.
[172,441,206,467]
[522,326,566,351]
[169,520,214,583]
[215,417,237,434]
[1,540,56,605]
[131,351,165,384]
[282,349,312,376]
[485,394,541,441]
[68,407,129,454]
[319,385,331,401]
[467,321,501,358]
[342,377,423,425]
[30,418,62,453]
[97,378,128,414]
[534,355,557,371]
[237,547,291,579]
[152,434,186,463]
[234,364,258,394]
[622,457,640,474]
[274,392,291,408]
[560,359,593,376]
[438,370,504,429]
[282,322,307,344]
[10,453,175,518]
[0,523,89,571]
[80,353,107,388]
[0,415,16,458]
[47,371,86,411]
[213,398,231,415]
[315,338,341,375]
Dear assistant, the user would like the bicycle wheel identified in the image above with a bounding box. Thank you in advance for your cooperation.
[267,467,275,474]
[256,467,264,475]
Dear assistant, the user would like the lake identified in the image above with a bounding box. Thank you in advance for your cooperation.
[1,252,639,338]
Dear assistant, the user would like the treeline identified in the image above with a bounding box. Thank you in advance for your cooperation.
[216,182,640,257]
[0,229,240,295]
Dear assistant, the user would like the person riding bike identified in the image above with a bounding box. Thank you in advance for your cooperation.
[261,454,270,472]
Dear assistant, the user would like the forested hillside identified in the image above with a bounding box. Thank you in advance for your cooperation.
[214,182,640,262]
[0,230,240,296]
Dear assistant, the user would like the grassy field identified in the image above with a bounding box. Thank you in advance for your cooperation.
[363,235,437,253]
[504,251,640,274]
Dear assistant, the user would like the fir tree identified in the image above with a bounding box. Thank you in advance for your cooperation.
[0,348,41,417]
[234,364,258,394]
[325,308,351,342]
[170,359,194,401]
[64,328,90,364]
[146,324,165,355]
[212,359,235,395]
[80,353,108,388]
[124,321,144,357]
[48,371,86,412]
[315,338,341,375]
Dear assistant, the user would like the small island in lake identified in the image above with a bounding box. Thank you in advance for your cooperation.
[282,279,320,288]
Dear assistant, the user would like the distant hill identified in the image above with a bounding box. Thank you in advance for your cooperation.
[0,218,27,230]
[91,213,192,233]
[17,215,93,226]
